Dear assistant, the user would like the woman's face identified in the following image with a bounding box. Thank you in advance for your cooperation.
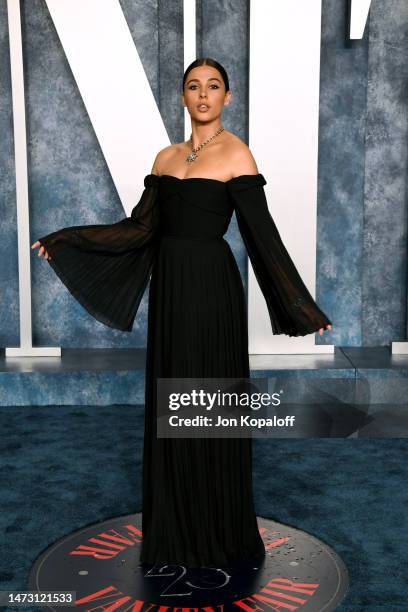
[181,65,231,122]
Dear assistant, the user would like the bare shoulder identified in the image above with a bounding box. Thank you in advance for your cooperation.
[223,132,259,177]
[150,144,179,175]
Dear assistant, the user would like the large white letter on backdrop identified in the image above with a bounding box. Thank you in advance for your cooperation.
[44,0,169,214]
[249,0,334,356]
[350,0,372,39]
[6,0,169,357]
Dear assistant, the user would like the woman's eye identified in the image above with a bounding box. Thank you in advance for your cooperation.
[188,85,219,90]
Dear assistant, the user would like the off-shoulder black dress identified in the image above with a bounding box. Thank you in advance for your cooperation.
[38,173,332,568]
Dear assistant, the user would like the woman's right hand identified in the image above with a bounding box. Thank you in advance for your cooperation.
[31,240,52,261]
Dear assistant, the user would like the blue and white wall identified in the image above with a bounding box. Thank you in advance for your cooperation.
[1,0,407,349]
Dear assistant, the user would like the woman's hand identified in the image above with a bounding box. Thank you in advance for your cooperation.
[318,323,332,336]
[31,240,52,261]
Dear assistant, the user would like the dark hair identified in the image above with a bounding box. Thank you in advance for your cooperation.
[182,57,230,93]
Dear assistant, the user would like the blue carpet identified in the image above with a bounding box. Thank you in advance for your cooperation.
[0,405,407,610]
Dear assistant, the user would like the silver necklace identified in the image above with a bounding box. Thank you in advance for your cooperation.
[186,126,225,163]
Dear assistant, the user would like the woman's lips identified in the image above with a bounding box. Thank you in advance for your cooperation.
[197,104,209,111]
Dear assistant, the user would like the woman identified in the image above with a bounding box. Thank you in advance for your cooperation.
[32,58,332,568]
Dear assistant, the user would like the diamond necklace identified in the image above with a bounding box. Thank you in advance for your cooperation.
[186,126,225,163]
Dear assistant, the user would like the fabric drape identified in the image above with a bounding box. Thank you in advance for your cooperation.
[37,175,160,331]
[227,174,332,336]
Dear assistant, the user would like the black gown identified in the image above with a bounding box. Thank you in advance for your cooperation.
[37,172,332,568]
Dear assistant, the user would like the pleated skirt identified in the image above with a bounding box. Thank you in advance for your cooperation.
[139,235,265,567]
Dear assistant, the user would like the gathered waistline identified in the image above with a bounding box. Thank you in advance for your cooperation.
[161,234,224,242]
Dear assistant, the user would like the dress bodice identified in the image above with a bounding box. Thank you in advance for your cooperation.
[156,174,234,240]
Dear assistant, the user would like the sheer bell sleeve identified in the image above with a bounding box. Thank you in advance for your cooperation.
[36,173,161,332]
[227,174,332,337]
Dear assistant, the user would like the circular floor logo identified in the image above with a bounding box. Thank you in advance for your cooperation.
[28,513,349,611]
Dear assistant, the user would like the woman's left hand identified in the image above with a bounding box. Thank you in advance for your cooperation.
[318,323,332,336]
